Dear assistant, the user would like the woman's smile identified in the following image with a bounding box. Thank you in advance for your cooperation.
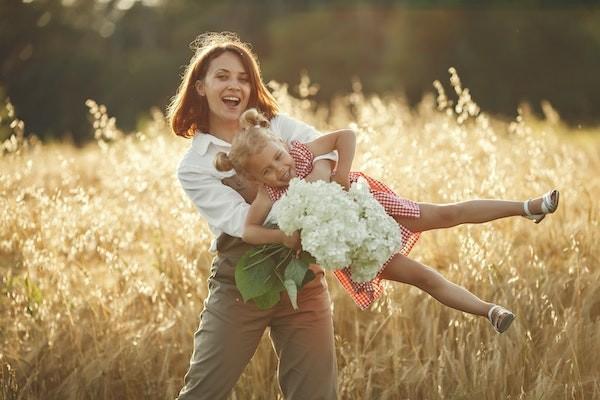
[197,51,251,129]
[222,95,241,108]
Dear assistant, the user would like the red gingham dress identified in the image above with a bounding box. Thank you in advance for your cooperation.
[265,141,421,310]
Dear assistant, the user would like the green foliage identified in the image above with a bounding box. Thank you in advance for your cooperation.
[284,257,311,309]
[284,257,310,286]
[253,289,282,309]
[234,245,284,302]
[234,244,315,310]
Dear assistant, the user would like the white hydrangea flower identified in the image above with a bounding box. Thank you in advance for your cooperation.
[273,178,402,282]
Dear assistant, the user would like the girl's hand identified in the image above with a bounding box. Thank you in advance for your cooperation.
[281,230,302,256]
[305,159,334,183]
[332,173,351,191]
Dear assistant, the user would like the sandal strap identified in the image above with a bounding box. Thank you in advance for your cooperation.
[488,305,514,332]
[524,189,559,219]
[523,199,534,217]
[541,190,558,214]
[487,305,498,322]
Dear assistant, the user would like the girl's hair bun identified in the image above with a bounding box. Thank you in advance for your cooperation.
[240,108,269,129]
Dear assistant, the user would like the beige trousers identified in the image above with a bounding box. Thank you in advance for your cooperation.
[177,234,338,400]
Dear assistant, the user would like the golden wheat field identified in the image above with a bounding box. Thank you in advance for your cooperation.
[1,73,599,400]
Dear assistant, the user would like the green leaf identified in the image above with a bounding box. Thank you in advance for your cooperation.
[253,289,281,310]
[273,249,294,274]
[284,257,309,287]
[284,279,299,310]
[299,250,316,265]
[235,250,278,302]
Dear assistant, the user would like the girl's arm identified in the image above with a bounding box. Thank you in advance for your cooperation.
[271,114,336,183]
[242,186,301,251]
[305,158,335,183]
[304,129,356,189]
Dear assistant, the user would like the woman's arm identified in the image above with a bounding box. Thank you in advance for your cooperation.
[178,164,251,238]
[305,129,356,189]
[242,187,301,251]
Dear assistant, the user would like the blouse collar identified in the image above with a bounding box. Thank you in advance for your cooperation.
[192,131,232,156]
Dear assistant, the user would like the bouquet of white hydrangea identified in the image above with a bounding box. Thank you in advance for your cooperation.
[235,178,402,311]
[273,178,402,282]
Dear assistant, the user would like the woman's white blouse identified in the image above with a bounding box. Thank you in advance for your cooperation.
[177,113,337,251]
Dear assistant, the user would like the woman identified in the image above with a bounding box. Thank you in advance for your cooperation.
[168,32,340,400]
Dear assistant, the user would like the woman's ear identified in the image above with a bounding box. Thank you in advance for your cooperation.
[195,80,205,96]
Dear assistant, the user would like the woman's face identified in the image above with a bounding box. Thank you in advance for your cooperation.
[197,51,251,126]
[247,141,297,187]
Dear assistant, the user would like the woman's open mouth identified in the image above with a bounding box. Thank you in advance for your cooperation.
[222,96,241,108]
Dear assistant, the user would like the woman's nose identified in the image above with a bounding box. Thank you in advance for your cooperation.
[227,80,243,90]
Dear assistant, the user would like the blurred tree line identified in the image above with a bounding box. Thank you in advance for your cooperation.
[1,0,599,143]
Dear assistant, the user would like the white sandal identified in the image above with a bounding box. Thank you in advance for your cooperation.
[488,305,515,333]
[523,189,560,224]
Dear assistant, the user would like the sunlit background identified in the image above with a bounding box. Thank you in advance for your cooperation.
[2,0,600,143]
[1,1,599,399]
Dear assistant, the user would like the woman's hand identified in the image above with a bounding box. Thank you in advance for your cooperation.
[281,230,302,256]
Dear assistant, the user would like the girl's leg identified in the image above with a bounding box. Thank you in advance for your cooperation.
[379,254,492,317]
[397,191,556,233]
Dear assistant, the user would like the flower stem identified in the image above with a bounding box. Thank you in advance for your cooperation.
[272,250,294,284]
[243,245,286,270]
[249,243,280,257]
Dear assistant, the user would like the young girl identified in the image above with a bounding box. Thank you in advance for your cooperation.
[215,109,560,333]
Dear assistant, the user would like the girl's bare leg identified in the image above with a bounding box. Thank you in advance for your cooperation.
[397,200,521,233]
[396,192,558,233]
[379,254,492,317]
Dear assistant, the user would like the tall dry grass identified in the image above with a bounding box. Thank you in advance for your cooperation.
[1,72,599,399]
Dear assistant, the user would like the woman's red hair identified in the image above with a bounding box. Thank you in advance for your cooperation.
[167,32,278,138]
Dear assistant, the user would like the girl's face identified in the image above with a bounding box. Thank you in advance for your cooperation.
[196,51,251,127]
[247,141,297,187]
